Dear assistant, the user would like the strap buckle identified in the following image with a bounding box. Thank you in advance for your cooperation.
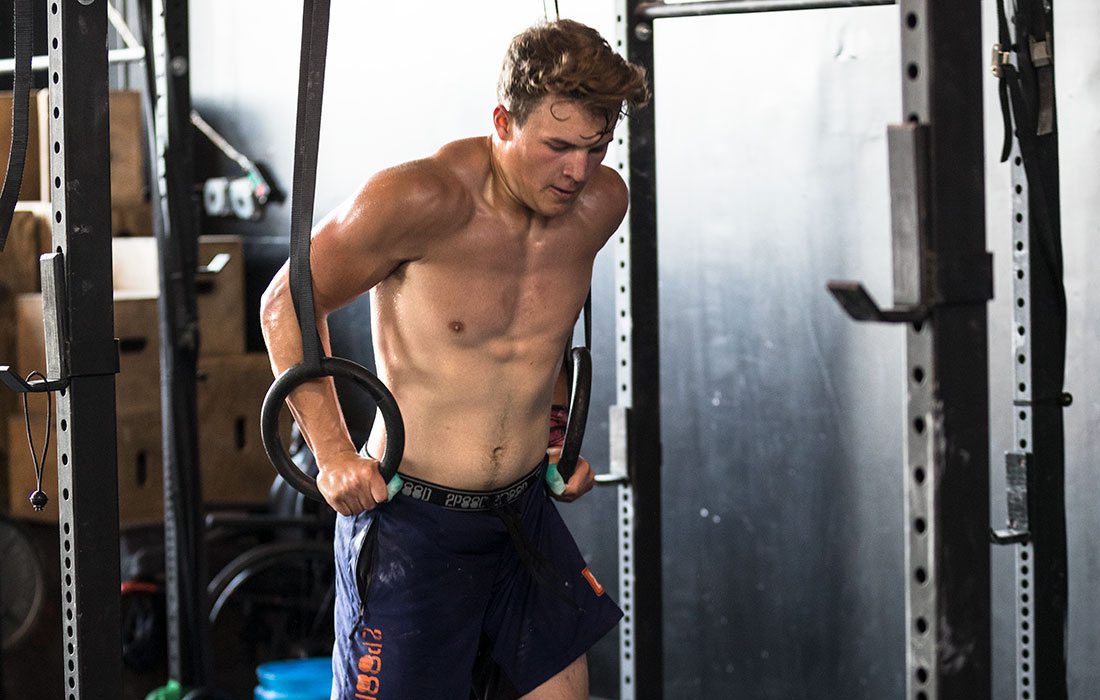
[1029,33,1052,68]
[991,43,1011,78]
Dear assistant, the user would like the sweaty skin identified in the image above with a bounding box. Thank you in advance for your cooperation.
[260,97,626,516]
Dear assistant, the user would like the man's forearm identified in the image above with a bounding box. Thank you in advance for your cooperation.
[260,275,357,463]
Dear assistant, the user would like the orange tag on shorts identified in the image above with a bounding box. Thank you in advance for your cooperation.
[581,567,605,596]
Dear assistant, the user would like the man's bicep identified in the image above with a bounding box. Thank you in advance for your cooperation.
[308,181,416,315]
[310,226,397,315]
[309,163,466,315]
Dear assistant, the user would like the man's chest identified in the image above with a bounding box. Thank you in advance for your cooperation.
[385,220,594,348]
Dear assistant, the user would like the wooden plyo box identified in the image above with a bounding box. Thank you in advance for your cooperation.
[112,203,152,237]
[15,292,161,417]
[37,89,145,205]
[112,235,246,356]
[196,353,283,506]
[1,205,57,504]
[36,89,152,235]
[195,236,247,356]
[0,92,41,201]
[6,412,165,527]
[0,291,13,507]
[0,202,51,296]
[5,351,284,522]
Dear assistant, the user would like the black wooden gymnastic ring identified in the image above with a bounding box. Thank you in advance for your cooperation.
[260,357,404,503]
[556,347,591,482]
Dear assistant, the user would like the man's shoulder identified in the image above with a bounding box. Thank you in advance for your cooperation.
[433,136,490,167]
[422,137,491,192]
[366,143,481,227]
[591,165,628,208]
[574,165,628,236]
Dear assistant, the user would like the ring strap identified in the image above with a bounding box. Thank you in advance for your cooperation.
[0,0,33,252]
[289,0,331,370]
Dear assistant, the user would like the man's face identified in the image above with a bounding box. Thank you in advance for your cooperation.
[496,97,613,218]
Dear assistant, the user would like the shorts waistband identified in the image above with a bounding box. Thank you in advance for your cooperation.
[396,457,547,511]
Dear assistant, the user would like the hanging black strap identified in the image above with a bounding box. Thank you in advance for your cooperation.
[262,0,405,503]
[550,292,593,490]
[1016,0,1054,137]
[289,0,330,371]
[0,0,33,252]
[994,0,1013,163]
[994,0,1063,291]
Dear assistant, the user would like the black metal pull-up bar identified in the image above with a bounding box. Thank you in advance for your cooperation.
[635,0,895,20]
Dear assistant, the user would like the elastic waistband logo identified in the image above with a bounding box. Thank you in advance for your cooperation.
[399,476,533,511]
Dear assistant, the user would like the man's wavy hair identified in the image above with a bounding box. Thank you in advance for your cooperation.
[497,19,650,136]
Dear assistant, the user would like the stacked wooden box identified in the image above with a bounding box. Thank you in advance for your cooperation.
[109,236,284,515]
[0,204,53,509]
[1,90,280,527]
[34,89,152,236]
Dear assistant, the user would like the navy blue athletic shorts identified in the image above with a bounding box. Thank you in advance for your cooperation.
[330,457,622,699]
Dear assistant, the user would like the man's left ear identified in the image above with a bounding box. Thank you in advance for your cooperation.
[492,105,513,140]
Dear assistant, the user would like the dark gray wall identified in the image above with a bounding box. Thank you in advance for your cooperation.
[186,1,1100,698]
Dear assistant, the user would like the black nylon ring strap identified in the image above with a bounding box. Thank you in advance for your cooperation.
[261,0,406,504]
[995,0,1064,297]
[995,0,1013,163]
[0,0,32,253]
[289,0,329,371]
[550,292,593,490]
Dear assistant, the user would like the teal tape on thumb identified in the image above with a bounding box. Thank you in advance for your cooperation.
[386,474,404,501]
[545,463,565,496]
[144,680,182,700]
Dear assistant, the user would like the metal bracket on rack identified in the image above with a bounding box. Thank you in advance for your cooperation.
[991,452,1031,545]
[0,252,75,394]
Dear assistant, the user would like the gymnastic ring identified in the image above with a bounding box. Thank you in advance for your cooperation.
[549,346,591,490]
[260,357,405,504]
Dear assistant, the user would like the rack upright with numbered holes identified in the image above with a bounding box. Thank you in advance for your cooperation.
[140,0,214,691]
[46,1,122,697]
[989,0,1068,697]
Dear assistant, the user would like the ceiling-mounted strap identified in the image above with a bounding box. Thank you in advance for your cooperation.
[1029,33,1054,136]
[992,0,1013,162]
[262,0,406,502]
[289,0,331,371]
[0,0,33,252]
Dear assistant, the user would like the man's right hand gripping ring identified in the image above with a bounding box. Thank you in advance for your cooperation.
[260,357,405,503]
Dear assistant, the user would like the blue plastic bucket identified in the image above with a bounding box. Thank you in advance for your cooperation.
[254,657,333,700]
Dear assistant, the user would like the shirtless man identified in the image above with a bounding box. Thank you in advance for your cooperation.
[260,19,648,699]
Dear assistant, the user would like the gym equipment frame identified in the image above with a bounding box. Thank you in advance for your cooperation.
[989,1,1068,698]
[618,1,997,698]
[43,1,120,697]
[0,0,205,697]
[140,0,215,692]
[0,2,1067,699]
